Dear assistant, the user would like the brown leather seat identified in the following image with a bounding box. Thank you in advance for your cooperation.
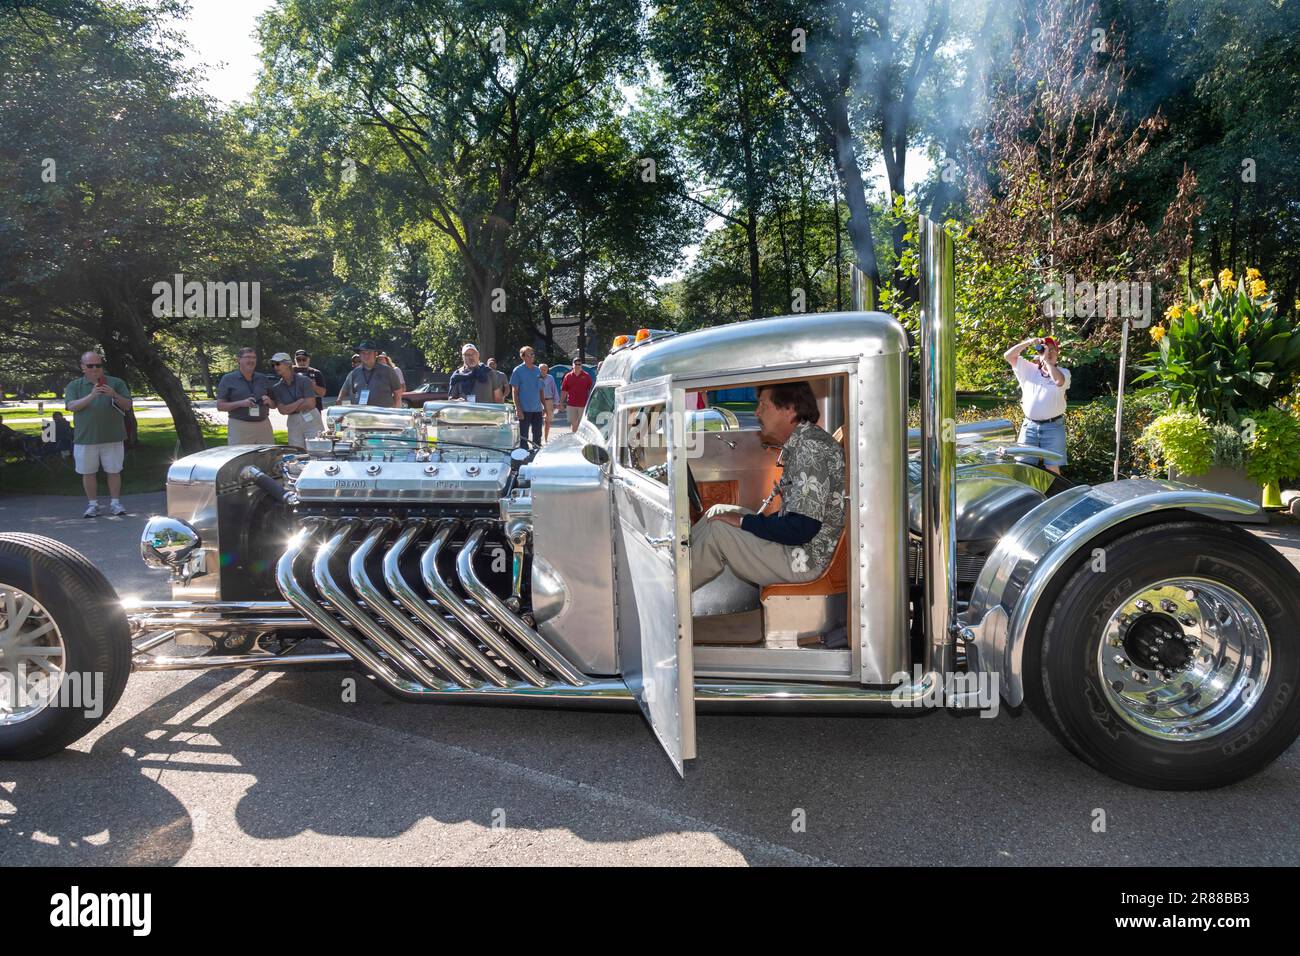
[760,530,847,599]
[759,425,848,601]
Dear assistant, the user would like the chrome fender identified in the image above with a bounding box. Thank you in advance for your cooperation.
[961,478,1260,706]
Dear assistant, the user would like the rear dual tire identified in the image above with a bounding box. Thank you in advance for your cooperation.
[0,534,130,760]
[1028,520,1300,789]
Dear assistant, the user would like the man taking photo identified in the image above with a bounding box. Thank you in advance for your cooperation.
[216,347,276,445]
[64,350,133,517]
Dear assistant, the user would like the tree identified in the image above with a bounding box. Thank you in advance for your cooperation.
[968,0,1168,344]
[0,0,339,451]
[259,0,643,357]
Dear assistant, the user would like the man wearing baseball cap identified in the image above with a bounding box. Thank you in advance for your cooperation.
[337,340,402,408]
[269,352,324,447]
[448,343,503,403]
[1004,334,1071,475]
[293,349,327,412]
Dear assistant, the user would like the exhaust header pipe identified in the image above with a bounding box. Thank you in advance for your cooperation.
[918,215,957,676]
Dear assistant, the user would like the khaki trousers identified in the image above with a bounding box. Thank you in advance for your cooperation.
[227,416,275,445]
[287,408,322,448]
[689,505,822,591]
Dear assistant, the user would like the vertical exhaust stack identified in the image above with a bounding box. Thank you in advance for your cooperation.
[918,215,957,676]
[849,263,876,312]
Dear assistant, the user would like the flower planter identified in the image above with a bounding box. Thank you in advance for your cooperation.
[1167,464,1267,523]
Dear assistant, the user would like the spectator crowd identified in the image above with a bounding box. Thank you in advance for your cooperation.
[25,339,599,516]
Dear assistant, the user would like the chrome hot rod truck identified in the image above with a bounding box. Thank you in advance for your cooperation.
[3,217,1298,788]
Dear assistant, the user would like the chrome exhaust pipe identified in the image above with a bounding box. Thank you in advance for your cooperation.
[918,213,958,676]
[349,518,481,688]
[315,519,449,689]
[457,520,589,686]
[381,521,512,688]
[276,522,428,696]
[420,520,549,688]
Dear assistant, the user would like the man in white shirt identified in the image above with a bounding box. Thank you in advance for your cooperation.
[1004,335,1070,475]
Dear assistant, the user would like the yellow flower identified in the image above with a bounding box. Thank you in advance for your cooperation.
[1242,316,1251,330]
[1246,268,1262,282]
[1165,303,1184,321]
[1186,301,1200,316]
[1150,325,1167,343]
[1218,268,1234,288]
[1250,279,1268,298]
[1199,278,1215,293]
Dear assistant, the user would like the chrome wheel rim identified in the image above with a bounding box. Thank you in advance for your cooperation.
[0,586,67,726]
[1097,576,1270,742]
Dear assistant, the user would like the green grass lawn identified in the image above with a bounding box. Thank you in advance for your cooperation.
[1,419,289,496]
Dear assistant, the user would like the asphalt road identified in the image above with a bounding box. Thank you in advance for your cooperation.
[2,492,1299,866]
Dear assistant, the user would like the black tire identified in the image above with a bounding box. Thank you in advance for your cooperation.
[1025,519,1300,790]
[0,533,131,759]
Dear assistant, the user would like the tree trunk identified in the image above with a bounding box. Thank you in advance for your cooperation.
[107,303,205,454]
[745,208,762,320]
[829,102,881,287]
[469,269,500,359]
[195,339,214,399]
[833,178,843,311]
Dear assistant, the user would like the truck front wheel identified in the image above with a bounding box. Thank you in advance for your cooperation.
[0,533,131,760]
[1028,519,1300,790]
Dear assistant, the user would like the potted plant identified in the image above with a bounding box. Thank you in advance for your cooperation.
[1136,269,1300,509]
[1243,407,1300,509]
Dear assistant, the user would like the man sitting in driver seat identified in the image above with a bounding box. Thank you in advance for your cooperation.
[691,381,844,591]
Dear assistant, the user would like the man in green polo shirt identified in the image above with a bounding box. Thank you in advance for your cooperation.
[64,350,133,518]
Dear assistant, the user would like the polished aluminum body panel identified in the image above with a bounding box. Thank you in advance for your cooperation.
[612,377,696,774]
[599,311,907,385]
[597,312,910,686]
[962,478,1261,706]
[523,434,619,674]
[165,444,291,601]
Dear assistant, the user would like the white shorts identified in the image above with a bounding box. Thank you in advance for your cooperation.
[73,441,125,475]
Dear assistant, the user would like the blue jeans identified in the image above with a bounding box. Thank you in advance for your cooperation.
[519,410,544,447]
[1017,416,1067,468]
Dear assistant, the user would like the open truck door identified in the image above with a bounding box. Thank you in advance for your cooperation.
[612,376,696,775]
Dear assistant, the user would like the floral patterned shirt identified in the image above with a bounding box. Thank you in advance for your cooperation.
[777,421,846,574]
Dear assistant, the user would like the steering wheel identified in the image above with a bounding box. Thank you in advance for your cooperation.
[687,464,704,514]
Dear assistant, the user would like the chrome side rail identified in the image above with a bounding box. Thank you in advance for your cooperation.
[133,651,353,672]
[457,520,589,686]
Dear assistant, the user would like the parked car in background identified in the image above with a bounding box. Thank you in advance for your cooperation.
[400,374,451,408]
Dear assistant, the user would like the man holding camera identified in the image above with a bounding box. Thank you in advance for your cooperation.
[216,346,276,445]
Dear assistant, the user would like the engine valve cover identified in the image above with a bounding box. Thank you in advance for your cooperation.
[295,458,510,503]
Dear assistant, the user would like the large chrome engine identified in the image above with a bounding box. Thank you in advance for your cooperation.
[289,403,519,513]
[136,401,598,696]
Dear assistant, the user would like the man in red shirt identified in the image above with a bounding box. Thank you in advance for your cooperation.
[560,359,594,433]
